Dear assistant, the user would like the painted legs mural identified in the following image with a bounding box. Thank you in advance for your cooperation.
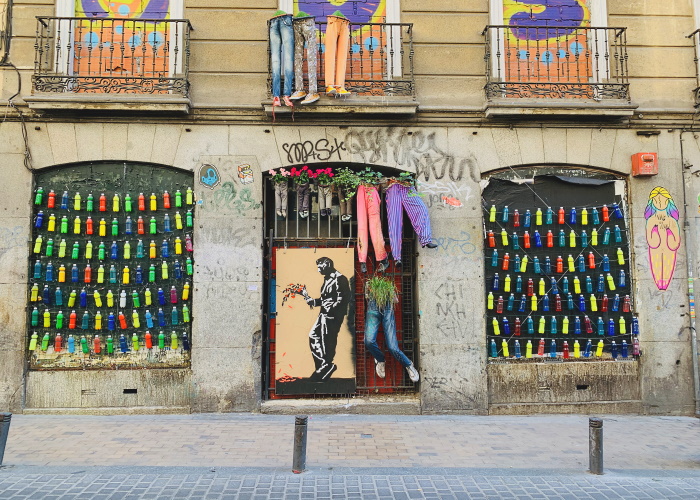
[644,187,681,291]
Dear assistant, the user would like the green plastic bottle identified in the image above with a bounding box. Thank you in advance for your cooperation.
[86,193,94,212]
[56,310,64,329]
[71,242,80,259]
[106,335,114,354]
[98,242,106,260]
[186,210,193,228]
[175,190,182,207]
[182,304,190,323]
[41,333,50,351]
[46,238,54,257]
[29,332,38,351]
[112,218,119,236]
[186,257,193,275]
[31,307,39,326]
[149,217,157,234]
[34,186,44,205]
[81,335,89,354]
[171,331,178,349]
[132,291,140,308]
[124,193,132,212]
[132,333,139,351]
[158,331,165,349]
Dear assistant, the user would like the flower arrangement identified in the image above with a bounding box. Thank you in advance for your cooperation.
[269,168,291,183]
[310,167,334,185]
[332,167,362,201]
[290,165,311,184]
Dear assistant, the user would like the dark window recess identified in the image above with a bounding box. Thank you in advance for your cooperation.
[576,385,589,390]
[123,388,138,394]
[262,167,419,399]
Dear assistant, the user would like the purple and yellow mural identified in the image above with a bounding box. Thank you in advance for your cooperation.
[502,1,592,95]
[73,1,172,91]
[644,187,681,291]
[294,0,385,25]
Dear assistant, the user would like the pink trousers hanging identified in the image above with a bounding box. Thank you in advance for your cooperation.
[356,185,387,263]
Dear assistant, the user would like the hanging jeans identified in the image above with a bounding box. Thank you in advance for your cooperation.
[269,15,294,97]
[293,17,318,94]
[357,184,387,264]
[318,185,332,213]
[339,187,353,218]
[296,182,310,213]
[386,183,432,261]
[324,16,350,88]
[364,299,412,368]
[274,180,288,217]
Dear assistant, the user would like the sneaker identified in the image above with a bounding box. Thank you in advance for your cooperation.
[335,87,351,96]
[424,241,438,249]
[326,86,337,95]
[394,260,402,267]
[276,210,283,217]
[377,258,389,273]
[341,214,351,222]
[272,96,281,107]
[405,363,420,382]
[283,96,294,107]
[375,360,386,379]
[360,262,367,273]
[301,93,320,105]
[290,90,306,100]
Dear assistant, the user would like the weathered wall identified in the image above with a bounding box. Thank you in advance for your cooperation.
[0,121,696,415]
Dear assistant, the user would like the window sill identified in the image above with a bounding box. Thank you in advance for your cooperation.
[262,96,417,117]
[24,93,191,114]
[485,98,638,119]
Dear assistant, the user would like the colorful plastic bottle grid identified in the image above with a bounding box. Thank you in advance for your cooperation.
[482,203,638,361]
[28,187,195,359]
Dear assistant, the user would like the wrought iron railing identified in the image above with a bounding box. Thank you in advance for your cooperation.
[688,29,700,107]
[33,17,192,97]
[267,21,414,97]
[483,25,629,101]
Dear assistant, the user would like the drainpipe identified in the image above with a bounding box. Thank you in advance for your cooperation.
[679,131,700,417]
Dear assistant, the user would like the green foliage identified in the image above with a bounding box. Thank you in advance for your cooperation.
[365,276,397,309]
[333,167,361,200]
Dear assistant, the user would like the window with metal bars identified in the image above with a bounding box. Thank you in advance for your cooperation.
[262,167,419,398]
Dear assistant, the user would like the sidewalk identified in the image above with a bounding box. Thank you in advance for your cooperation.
[1,413,699,499]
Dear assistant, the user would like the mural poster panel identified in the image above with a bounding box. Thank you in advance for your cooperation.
[276,248,356,395]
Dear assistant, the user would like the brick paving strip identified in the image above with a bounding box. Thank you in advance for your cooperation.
[1,414,699,498]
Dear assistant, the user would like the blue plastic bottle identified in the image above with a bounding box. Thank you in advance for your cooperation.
[507,294,515,311]
[574,316,581,335]
[592,207,600,225]
[584,339,592,357]
[490,339,498,358]
[562,277,569,294]
[512,233,519,250]
[597,317,604,335]
[524,210,531,227]
[618,270,626,288]
[519,294,526,313]
[612,294,620,312]
[55,287,63,306]
[107,312,116,331]
[585,276,593,294]
[67,335,75,353]
[145,310,154,328]
[577,255,585,272]
[602,254,610,272]
[550,277,558,294]
[544,256,551,274]
[526,317,534,334]
[550,340,557,358]
[608,319,615,336]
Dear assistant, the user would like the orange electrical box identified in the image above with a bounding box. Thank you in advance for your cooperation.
[632,152,658,176]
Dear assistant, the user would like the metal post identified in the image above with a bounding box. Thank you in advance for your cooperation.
[588,417,603,475]
[292,415,308,474]
[0,413,12,466]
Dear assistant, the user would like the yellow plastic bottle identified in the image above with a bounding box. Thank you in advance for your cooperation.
[562,316,569,334]
[596,340,604,357]
[501,339,509,357]
[525,340,533,358]
[573,340,581,358]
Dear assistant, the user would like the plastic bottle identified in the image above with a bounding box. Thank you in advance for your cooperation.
[182,283,190,301]
[562,341,570,359]
[119,334,128,353]
[608,319,615,336]
[524,209,531,227]
[584,315,593,334]
[544,256,551,274]
[504,275,511,293]
[69,310,77,329]
[573,276,581,294]
[138,193,146,211]
[546,230,553,248]
[591,228,598,246]
[163,191,171,209]
[500,229,508,246]
[94,311,102,330]
[490,339,498,358]
[186,258,193,275]
[158,308,166,327]
[549,316,557,335]
[55,287,63,306]
[68,335,75,353]
[597,317,604,336]
[93,335,101,354]
[81,311,89,330]
[520,255,528,273]
[535,207,542,226]
[573,340,580,358]
[145,310,154,329]
[175,212,183,230]
[569,230,576,248]
[534,230,542,248]
[145,331,153,349]
[54,333,62,352]
[99,193,107,212]
[149,240,157,259]
[487,230,495,248]
[150,193,157,211]
[186,210,193,228]
[526,317,534,335]
[136,240,144,258]
[145,288,152,306]
[501,339,509,357]
[132,333,140,351]
[107,312,116,331]
[513,209,520,227]
[621,340,629,358]
[149,217,157,234]
[132,310,140,329]
[523,231,530,249]
[562,316,570,334]
[538,317,545,334]
[122,266,130,285]
[106,335,114,354]
[496,296,504,314]
[109,265,117,284]
[549,340,557,358]
[186,187,194,205]
[492,317,500,335]
[158,331,166,349]
[118,312,127,330]
[137,216,145,234]
[584,339,592,358]
[124,193,132,212]
[619,270,626,288]
[618,317,626,334]
[525,340,532,358]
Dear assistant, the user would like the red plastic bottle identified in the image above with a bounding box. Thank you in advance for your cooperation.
[562,341,570,359]
[69,311,77,329]
[555,294,562,312]
[527,278,534,296]
[94,336,101,354]
[118,313,127,329]
[588,252,595,269]
[523,231,531,249]
[137,216,145,235]
[86,217,93,235]
[496,296,503,314]
[48,190,56,208]
[514,318,521,336]
[601,294,608,312]
[138,193,146,211]
[623,295,631,312]
[54,333,62,352]
[556,256,563,273]
[145,332,153,349]
[558,207,565,224]
[513,210,520,227]
[163,191,171,209]
[487,230,495,248]
[501,254,510,271]
[99,193,106,212]
[584,315,593,334]
[546,230,553,248]
[537,338,545,356]
[602,205,609,222]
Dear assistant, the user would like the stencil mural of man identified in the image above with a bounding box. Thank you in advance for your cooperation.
[302,257,351,381]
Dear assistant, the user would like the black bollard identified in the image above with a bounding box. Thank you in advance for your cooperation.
[0,413,11,466]
[292,415,308,474]
[588,417,603,475]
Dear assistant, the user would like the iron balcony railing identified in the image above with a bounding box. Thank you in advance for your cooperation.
[483,25,629,101]
[688,29,700,107]
[267,21,414,98]
[33,17,192,97]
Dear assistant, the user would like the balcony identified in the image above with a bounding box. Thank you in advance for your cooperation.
[688,29,700,107]
[482,25,636,118]
[27,17,192,113]
[264,21,415,116]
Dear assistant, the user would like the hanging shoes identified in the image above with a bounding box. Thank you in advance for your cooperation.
[271,96,281,121]
[375,360,386,379]
[283,95,294,107]
[360,262,367,273]
[290,90,306,100]
[377,258,389,272]
[424,241,438,249]
[405,363,420,382]
[301,93,320,105]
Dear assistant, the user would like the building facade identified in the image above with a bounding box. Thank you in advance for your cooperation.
[0,0,698,416]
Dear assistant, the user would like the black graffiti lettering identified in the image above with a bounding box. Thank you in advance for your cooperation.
[282,138,346,164]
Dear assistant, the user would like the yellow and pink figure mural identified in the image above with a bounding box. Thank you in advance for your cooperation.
[644,187,681,291]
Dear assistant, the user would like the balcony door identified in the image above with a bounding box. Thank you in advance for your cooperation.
[56,0,184,93]
[489,0,608,98]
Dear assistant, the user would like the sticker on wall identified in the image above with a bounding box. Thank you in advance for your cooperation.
[644,187,681,291]
[237,164,254,185]
[275,248,356,395]
[199,163,221,190]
